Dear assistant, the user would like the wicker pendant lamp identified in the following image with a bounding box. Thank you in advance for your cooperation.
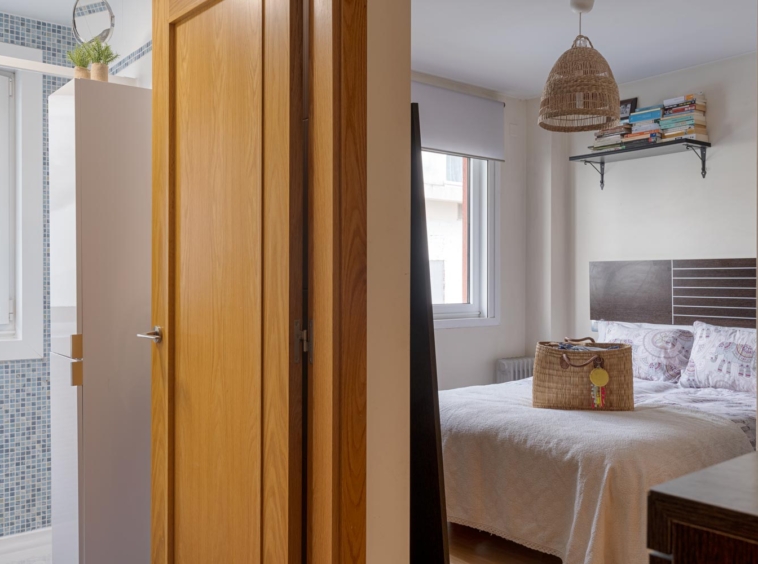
[538,0,620,132]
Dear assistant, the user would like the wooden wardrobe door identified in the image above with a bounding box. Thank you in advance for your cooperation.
[151,0,303,562]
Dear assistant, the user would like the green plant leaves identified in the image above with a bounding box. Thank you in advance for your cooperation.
[87,39,119,65]
[67,43,92,68]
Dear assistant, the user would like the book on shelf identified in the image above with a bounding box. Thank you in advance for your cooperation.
[661,110,705,120]
[660,117,707,129]
[635,104,663,113]
[631,123,662,134]
[662,125,707,137]
[663,92,706,107]
[589,143,624,152]
[666,99,707,110]
[588,137,659,153]
[595,124,632,138]
[660,113,706,124]
[631,119,658,128]
[624,131,662,142]
[664,103,706,116]
[593,135,624,148]
[660,133,710,143]
[626,132,661,142]
[629,108,664,123]
[624,139,659,150]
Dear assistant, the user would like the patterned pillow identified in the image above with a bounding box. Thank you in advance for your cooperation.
[680,321,757,393]
[603,322,694,382]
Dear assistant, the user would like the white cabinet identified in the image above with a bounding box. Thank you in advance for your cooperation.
[49,79,152,564]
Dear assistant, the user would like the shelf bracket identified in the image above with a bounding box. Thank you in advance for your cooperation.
[583,160,605,190]
[685,144,707,179]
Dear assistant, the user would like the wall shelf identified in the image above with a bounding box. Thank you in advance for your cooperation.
[569,139,712,190]
[0,54,137,86]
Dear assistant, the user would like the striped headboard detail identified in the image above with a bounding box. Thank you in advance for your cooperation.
[672,258,756,328]
[590,258,757,329]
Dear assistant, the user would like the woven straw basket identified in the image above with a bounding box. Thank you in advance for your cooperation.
[533,339,634,411]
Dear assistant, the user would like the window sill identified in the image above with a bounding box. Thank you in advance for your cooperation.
[434,317,500,330]
[0,335,44,361]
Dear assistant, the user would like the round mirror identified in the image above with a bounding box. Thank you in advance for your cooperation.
[72,0,115,45]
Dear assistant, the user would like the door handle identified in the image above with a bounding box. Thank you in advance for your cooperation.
[137,326,163,344]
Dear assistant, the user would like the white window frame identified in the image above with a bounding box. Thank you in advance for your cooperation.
[0,69,14,333]
[0,43,43,360]
[432,156,500,330]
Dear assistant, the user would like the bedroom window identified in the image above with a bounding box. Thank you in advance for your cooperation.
[0,70,14,337]
[422,150,497,328]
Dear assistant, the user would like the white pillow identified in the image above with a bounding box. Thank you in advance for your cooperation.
[601,321,694,382]
[597,320,754,339]
[680,321,757,394]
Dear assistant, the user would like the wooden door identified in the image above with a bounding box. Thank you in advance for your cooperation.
[151,0,303,562]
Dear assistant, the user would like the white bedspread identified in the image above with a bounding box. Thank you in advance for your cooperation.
[439,378,755,564]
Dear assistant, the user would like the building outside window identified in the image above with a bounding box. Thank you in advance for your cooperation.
[422,150,496,325]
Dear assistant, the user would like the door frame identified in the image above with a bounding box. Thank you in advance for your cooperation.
[308,0,369,561]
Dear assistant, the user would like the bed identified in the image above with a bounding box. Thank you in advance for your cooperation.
[439,258,757,564]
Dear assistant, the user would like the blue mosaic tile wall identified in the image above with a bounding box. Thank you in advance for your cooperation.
[0,13,77,538]
[110,40,152,76]
[74,2,109,18]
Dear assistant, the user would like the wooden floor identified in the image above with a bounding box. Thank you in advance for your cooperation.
[449,523,562,564]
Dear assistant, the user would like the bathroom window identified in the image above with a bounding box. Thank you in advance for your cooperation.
[0,70,13,335]
[0,43,43,361]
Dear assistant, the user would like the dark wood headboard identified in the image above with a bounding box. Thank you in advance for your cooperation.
[590,258,757,329]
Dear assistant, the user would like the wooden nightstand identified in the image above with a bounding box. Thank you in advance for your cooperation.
[648,452,758,563]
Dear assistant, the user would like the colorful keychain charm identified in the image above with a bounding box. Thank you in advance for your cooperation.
[589,358,609,409]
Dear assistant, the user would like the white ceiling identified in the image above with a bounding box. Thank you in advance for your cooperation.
[3,0,755,98]
[0,0,74,26]
[412,0,758,99]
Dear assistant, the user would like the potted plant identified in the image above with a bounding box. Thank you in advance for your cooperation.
[87,39,119,82]
[67,44,91,80]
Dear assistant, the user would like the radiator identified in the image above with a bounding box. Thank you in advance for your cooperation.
[496,356,535,383]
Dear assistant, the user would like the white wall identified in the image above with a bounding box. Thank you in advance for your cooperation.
[110,0,152,88]
[434,99,527,390]
[517,53,757,363]
[110,0,152,63]
[524,99,572,347]
[367,0,410,561]
[116,52,152,89]
[567,53,757,336]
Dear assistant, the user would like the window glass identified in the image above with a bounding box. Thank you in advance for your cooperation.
[423,151,469,305]
[0,71,13,330]
[422,150,494,325]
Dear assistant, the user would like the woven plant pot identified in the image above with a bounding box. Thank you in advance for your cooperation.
[91,63,109,82]
[538,35,620,133]
[533,339,634,411]
[74,66,90,80]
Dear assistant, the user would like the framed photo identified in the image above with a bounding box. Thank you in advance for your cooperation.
[619,98,638,121]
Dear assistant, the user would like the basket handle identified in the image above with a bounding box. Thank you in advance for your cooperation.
[560,354,603,370]
[564,337,596,344]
